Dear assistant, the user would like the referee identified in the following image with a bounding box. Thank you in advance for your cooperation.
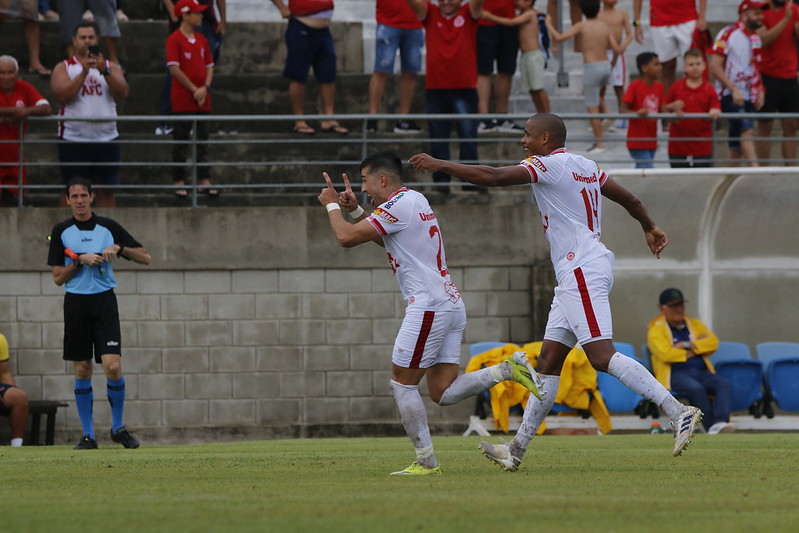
[47,177,151,449]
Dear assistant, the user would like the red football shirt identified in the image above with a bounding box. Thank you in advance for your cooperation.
[479,0,516,27]
[423,2,479,90]
[623,79,664,150]
[650,0,698,27]
[666,78,720,156]
[376,0,422,30]
[0,80,48,185]
[758,3,799,79]
[166,29,214,112]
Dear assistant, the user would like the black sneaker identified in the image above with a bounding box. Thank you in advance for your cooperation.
[393,120,422,134]
[478,119,498,133]
[111,426,140,449]
[366,119,378,133]
[74,435,98,450]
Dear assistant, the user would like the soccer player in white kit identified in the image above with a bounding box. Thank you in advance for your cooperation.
[318,151,543,476]
[409,113,703,470]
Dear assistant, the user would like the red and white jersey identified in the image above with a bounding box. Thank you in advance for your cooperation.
[58,57,118,142]
[518,149,612,282]
[711,21,763,102]
[367,187,464,310]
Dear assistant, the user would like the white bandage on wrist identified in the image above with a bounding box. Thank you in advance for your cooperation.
[326,203,341,213]
[349,206,365,218]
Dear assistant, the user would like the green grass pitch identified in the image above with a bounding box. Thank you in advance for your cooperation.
[4,433,798,532]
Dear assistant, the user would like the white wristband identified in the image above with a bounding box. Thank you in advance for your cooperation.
[326,203,341,213]
[349,206,365,218]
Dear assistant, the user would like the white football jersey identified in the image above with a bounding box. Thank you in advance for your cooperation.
[58,56,119,142]
[519,148,613,281]
[367,187,463,310]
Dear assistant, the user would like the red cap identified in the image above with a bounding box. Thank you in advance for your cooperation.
[174,0,208,18]
[739,0,766,14]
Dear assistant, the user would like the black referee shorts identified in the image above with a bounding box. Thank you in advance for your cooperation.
[63,290,122,364]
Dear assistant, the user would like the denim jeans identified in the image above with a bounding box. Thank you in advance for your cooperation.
[425,89,479,183]
[670,365,732,430]
[629,148,656,169]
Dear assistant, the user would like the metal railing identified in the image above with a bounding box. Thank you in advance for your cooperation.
[1,112,798,207]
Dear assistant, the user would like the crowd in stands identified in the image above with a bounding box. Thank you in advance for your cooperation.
[1,0,798,205]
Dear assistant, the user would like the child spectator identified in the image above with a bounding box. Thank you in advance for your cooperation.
[708,0,765,167]
[621,52,664,168]
[482,0,551,113]
[167,0,218,198]
[546,0,620,154]
[597,0,632,131]
[665,49,721,168]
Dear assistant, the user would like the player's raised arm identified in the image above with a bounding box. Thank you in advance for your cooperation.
[409,153,530,187]
[601,177,668,258]
[318,172,380,248]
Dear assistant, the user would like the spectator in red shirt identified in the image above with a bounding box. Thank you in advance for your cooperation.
[632,0,707,94]
[755,0,799,165]
[0,54,51,207]
[665,49,721,168]
[621,51,664,168]
[167,0,218,198]
[406,0,484,193]
[367,0,424,134]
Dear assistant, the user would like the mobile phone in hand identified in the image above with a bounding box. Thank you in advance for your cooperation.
[88,45,101,56]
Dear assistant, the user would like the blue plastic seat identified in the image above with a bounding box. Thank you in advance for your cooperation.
[597,356,645,412]
[714,360,763,412]
[469,341,507,358]
[766,358,799,411]
[613,342,637,358]
[755,342,799,366]
[709,341,753,365]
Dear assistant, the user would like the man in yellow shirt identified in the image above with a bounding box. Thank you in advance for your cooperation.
[0,333,29,446]
[647,288,734,434]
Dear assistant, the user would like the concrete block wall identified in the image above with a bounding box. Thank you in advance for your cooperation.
[1,203,547,444]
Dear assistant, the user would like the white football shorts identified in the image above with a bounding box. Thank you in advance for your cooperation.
[652,20,696,63]
[392,306,466,369]
[544,253,614,347]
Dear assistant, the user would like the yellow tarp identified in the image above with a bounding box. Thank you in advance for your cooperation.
[466,341,612,434]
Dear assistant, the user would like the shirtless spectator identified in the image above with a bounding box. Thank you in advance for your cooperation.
[546,0,620,154]
[597,0,632,131]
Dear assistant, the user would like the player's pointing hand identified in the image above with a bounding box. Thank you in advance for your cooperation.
[318,172,340,207]
[339,173,359,211]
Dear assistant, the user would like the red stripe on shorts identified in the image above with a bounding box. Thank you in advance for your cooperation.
[574,267,602,338]
[410,311,436,368]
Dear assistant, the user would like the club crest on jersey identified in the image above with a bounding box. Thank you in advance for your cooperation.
[566,252,575,261]
[454,15,465,28]
[374,207,398,224]
[444,281,461,303]
[526,156,547,173]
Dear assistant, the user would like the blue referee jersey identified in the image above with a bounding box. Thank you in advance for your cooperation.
[47,214,142,295]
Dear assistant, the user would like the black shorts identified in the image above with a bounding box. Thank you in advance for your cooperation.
[63,290,121,363]
[760,75,799,115]
[58,139,121,185]
[476,25,519,76]
[0,382,15,401]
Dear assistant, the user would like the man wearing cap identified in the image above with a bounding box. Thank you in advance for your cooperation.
[647,288,734,434]
[708,1,765,167]
[755,0,799,165]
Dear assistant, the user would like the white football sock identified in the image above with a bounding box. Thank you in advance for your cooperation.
[509,374,560,458]
[391,380,438,468]
[10,438,23,447]
[439,367,500,406]
[606,352,685,420]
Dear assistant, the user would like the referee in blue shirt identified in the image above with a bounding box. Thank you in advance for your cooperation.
[47,177,151,449]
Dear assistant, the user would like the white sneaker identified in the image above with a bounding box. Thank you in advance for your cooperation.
[671,406,703,456]
[116,9,129,22]
[82,10,94,21]
[478,120,498,133]
[478,441,521,472]
[586,144,606,155]
[707,421,736,435]
[496,120,525,133]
